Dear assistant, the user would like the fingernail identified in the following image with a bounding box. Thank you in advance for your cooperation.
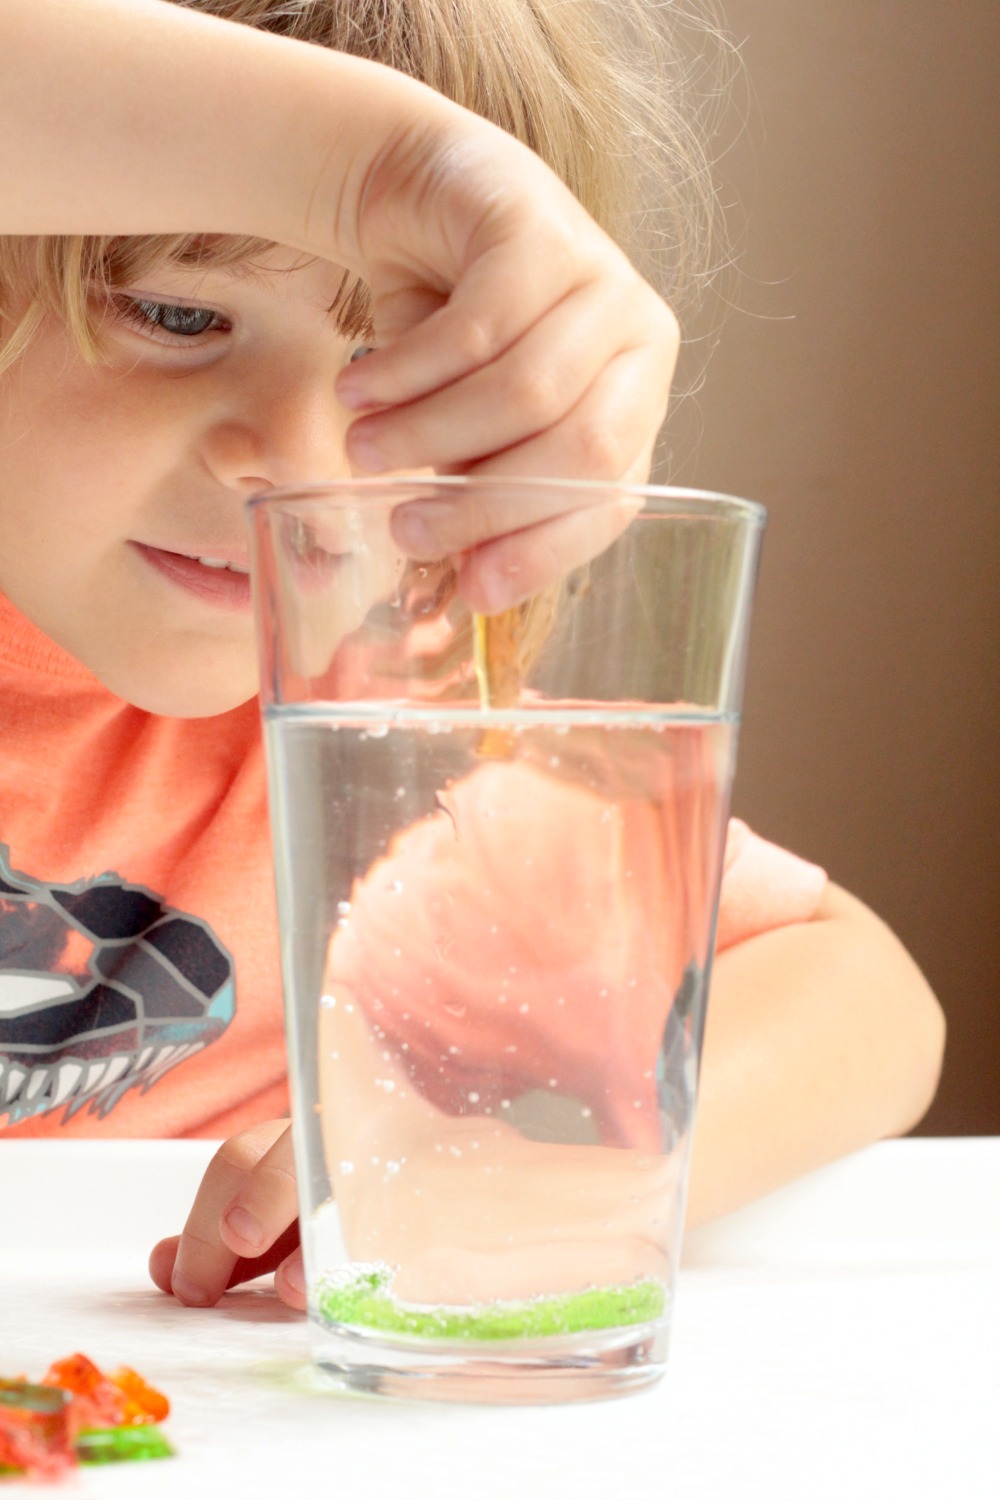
[391,510,434,554]
[336,375,375,412]
[282,1256,305,1295]
[347,427,387,473]
[171,1274,211,1307]
[223,1205,264,1250]
[471,565,518,614]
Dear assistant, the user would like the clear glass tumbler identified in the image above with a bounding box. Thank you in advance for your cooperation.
[248,478,764,1403]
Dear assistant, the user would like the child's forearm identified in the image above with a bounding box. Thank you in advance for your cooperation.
[0,0,444,261]
[686,881,945,1225]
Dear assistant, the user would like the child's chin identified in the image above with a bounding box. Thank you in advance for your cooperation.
[106,662,258,719]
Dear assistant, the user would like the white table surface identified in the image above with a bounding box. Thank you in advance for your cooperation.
[1,1137,997,1499]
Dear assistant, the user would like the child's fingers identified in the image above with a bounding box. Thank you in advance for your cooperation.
[383,341,672,607]
[463,336,675,485]
[274,1246,307,1312]
[344,272,666,475]
[454,497,643,613]
[150,1225,302,1296]
[148,1234,181,1295]
[165,1120,291,1306]
[342,161,610,409]
[218,1127,299,1261]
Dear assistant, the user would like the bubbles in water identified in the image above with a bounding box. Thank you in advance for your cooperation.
[320,992,337,1009]
[385,1160,402,1176]
[448,1045,461,1055]
[547,1078,558,1088]
[338,1161,355,1175]
[394,786,406,800]
[442,999,466,1018]
[375,1078,396,1093]
[581,1106,593,1119]
[448,1145,463,1158]
[336,900,352,917]
[518,1002,529,1014]
[500,1099,511,1110]
[549,756,560,768]
[388,880,404,895]
[367,724,389,739]
[468,1091,480,1104]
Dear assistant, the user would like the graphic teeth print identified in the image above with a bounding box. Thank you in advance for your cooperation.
[0,845,235,1125]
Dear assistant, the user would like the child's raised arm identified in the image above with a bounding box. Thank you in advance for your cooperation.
[0,0,678,606]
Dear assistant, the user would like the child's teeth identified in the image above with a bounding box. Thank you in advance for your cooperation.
[197,557,248,573]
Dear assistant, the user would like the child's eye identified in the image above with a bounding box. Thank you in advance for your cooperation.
[349,345,375,363]
[115,296,228,340]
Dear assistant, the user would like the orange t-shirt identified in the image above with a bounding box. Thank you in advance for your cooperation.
[0,593,825,1140]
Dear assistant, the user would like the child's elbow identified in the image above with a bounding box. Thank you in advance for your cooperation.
[894,972,946,1137]
[823,882,947,1140]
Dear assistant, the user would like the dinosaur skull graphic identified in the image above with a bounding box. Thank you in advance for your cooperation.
[0,845,234,1125]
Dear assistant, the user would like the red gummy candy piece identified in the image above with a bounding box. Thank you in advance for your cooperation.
[0,1380,74,1480]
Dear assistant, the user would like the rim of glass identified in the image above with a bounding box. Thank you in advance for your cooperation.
[246,476,766,527]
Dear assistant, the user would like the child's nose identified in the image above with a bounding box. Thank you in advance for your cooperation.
[201,368,355,495]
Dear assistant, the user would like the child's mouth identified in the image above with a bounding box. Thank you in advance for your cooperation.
[131,543,252,612]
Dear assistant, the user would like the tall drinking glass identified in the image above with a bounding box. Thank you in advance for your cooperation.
[248,478,764,1403]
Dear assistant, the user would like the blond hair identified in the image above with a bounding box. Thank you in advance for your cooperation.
[0,0,729,373]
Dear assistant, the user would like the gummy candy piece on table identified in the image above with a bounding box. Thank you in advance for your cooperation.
[0,1381,74,1481]
[0,1355,173,1482]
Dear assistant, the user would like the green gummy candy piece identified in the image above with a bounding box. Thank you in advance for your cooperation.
[0,1381,66,1415]
[76,1424,175,1466]
[316,1264,666,1341]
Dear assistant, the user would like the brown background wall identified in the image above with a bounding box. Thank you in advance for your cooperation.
[661,0,999,1133]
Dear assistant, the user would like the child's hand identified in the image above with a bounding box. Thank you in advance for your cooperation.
[333,111,679,608]
[148,1121,306,1311]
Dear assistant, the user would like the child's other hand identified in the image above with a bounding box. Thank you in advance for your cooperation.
[148,1121,305,1312]
[332,112,680,610]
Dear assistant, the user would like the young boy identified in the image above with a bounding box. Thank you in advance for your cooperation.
[0,0,944,1310]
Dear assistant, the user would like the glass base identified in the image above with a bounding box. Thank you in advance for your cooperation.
[307,1316,669,1405]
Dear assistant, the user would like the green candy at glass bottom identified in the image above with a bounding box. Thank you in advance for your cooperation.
[316,1265,666,1340]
